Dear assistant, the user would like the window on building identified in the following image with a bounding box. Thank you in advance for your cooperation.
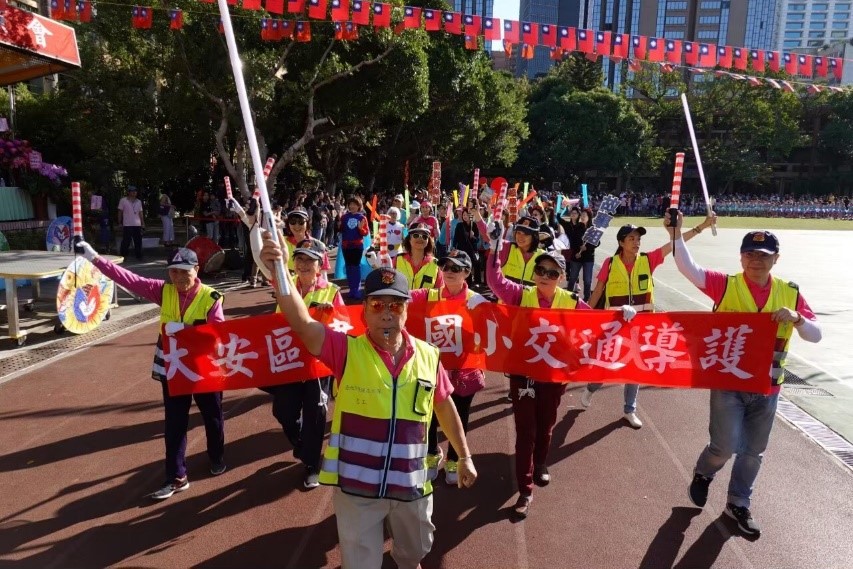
[697,30,719,38]
[665,16,686,24]
[787,3,806,10]
[836,3,851,10]
[830,30,847,37]
[700,1,718,8]
[666,30,685,38]
[812,3,828,9]
[699,16,720,23]
[812,12,827,19]
[784,31,802,38]
[787,13,805,20]
[783,40,801,47]
[806,40,824,46]
[809,31,825,38]
[833,13,850,21]
[811,21,827,28]
[787,22,805,29]
[831,21,848,29]
[667,1,688,9]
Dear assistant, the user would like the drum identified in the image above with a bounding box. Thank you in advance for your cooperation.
[186,236,225,274]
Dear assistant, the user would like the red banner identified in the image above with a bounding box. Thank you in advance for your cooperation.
[164,302,778,396]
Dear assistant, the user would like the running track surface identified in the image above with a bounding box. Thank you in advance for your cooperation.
[1,286,852,569]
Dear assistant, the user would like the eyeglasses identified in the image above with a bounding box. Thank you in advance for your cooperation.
[441,264,468,273]
[533,266,561,280]
[288,218,306,225]
[367,299,406,315]
[410,233,429,240]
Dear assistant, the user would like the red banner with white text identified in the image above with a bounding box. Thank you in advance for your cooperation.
[164,301,778,396]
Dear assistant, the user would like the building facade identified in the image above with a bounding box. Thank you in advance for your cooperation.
[773,0,853,51]
[451,0,496,17]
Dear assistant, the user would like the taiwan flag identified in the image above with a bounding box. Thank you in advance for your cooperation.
[169,8,183,29]
[750,49,765,72]
[50,0,65,20]
[577,29,594,53]
[550,47,564,61]
[307,0,327,20]
[784,52,797,75]
[521,22,538,45]
[683,42,697,66]
[295,20,311,41]
[814,56,827,78]
[465,34,479,50]
[283,0,300,14]
[403,6,421,28]
[716,45,732,68]
[503,20,519,43]
[665,39,681,63]
[733,47,748,70]
[631,35,646,60]
[464,14,481,37]
[647,37,664,62]
[698,43,716,67]
[261,18,272,40]
[373,3,391,27]
[767,51,780,72]
[280,20,294,39]
[344,21,358,39]
[77,0,93,22]
[424,9,440,31]
[612,33,628,59]
[483,17,501,41]
[351,0,369,25]
[558,26,575,51]
[595,31,611,56]
[331,0,349,22]
[270,19,281,40]
[829,57,842,80]
[444,12,462,35]
[137,6,153,29]
[540,24,556,47]
[798,54,813,77]
[243,0,263,10]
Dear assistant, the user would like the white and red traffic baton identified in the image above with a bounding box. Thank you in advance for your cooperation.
[71,182,83,242]
[377,215,392,268]
[224,176,233,200]
[681,94,717,236]
[666,152,684,227]
[471,168,479,203]
[215,0,289,294]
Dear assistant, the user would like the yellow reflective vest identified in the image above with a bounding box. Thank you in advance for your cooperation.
[714,273,800,386]
[319,334,440,501]
[604,254,654,312]
[396,255,439,289]
[503,245,543,286]
[520,286,579,309]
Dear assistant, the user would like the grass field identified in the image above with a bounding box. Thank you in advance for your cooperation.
[615,215,853,231]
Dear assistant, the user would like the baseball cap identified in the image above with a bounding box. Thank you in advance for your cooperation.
[293,238,326,261]
[287,209,309,220]
[394,194,404,202]
[127,185,137,193]
[363,268,411,299]
[408,222,431,236]
[534,251,566,272]
[514,215,540,235]
[438,249,472,269]
[410,200,420,210]
[167,248,199,271]
[616,224,647,241]
[740,231,779,254]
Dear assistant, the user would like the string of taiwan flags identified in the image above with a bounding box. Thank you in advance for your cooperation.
[49,0,846,91]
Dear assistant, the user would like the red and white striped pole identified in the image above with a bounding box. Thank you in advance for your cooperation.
[254,156,275,199]
[378,214,392,268]
[670,152,684,209]
[471,168,480,202]
[224,176,233,200]
[71,182,83,241]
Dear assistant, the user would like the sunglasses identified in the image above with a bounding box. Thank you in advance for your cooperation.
[441,264,468,273]
[367,299,406,315]
[410,233,429,240]
[534,266,561,280]
[288,218,306,225]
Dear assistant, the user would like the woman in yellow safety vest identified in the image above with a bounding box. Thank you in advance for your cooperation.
[283,209,330,276]
[581,219,712,429]
[395,222,444,290]
[476,213,544,286]
[410,249,487,486]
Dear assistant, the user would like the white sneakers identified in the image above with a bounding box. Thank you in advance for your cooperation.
[580,388,643,429]
[580,388,594,408]
[624,412,643,429]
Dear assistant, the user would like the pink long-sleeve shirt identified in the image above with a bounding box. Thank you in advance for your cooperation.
[486,254,591,309]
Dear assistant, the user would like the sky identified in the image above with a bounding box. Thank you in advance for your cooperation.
[490,0,519,50]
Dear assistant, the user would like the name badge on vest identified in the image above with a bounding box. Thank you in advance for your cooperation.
[413,378,433,416]
[638,274,649,291]
[422,274,434,285]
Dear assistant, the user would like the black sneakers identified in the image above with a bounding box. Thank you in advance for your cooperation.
[689,472,712,507]
[303,467,320,489]
[210,461,227,476]
[726,503,761,536]
[533,464,551,487]
[512,495,532,519]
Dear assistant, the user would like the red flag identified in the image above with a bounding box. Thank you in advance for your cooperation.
[647,37,664,62]
[464,14,481,37]
[521,43,535,59]
[798,54,813,77]
[698,43,716,67]
[265,0,284,14]
[139,6,152,29]
[279,20,294,39]
[595,31,611,56]
[521,22,538,45]
[683,42,698,66]
[550,47,563,60]
[401,5,420,28]
[717,45,732,68]
[330,0,348,21]
[577,29,594,53]
[465,34,479,50]
[632,35,647,60]
[612,33,629,59]
[767,51,780,72]
[733,47,747,70]
[830,57,842,80]
[503,39,513,57]
[334,21,344,39]
[261,18,272,40]
[286,0,303,12]
[443,11,462,35]
[295,20,311,41]
[540,24,556,48]
[783,52,796,75]
[307,0,327,19]
[558,26,575,50]
[50,0,66,20]
[243,0,262,9]
[344,21,359,39]
[750,49,765,72]
[169,8,183,29]
[628,58,642,72]
[63,0,76,19]
[373,3,391,27]
[585,51,599,62]
[665,39,681,63]
[351,0,369,25]
[814,56,828,78]
[269,19,281,40]
[503,20,519,43]
[483,17,501,41]
[77,0,92,22]
[424,8,440,31]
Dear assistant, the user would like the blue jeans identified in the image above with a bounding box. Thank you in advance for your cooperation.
[567,261,594,301]
[586,382,639,414]
[695,389,779,508]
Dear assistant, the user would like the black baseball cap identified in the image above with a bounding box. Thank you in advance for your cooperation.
[534,251,566,272]
[741,231,779,254]
[408,222,431,236]
[514,215,540,235]
[363,268,411,299]
[167,248,199,270]
[293,238,326,261]
[439,249,472,269]
[616,224,647,241]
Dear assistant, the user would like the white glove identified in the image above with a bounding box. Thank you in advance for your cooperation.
[364,249,382,269]
[250,225,273,280]
[620,305,637,322]
[488,221,504,253]
[228,197,249,224]
[164,322,186,336]
[466,294,488,310]
[75,240,98,261]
